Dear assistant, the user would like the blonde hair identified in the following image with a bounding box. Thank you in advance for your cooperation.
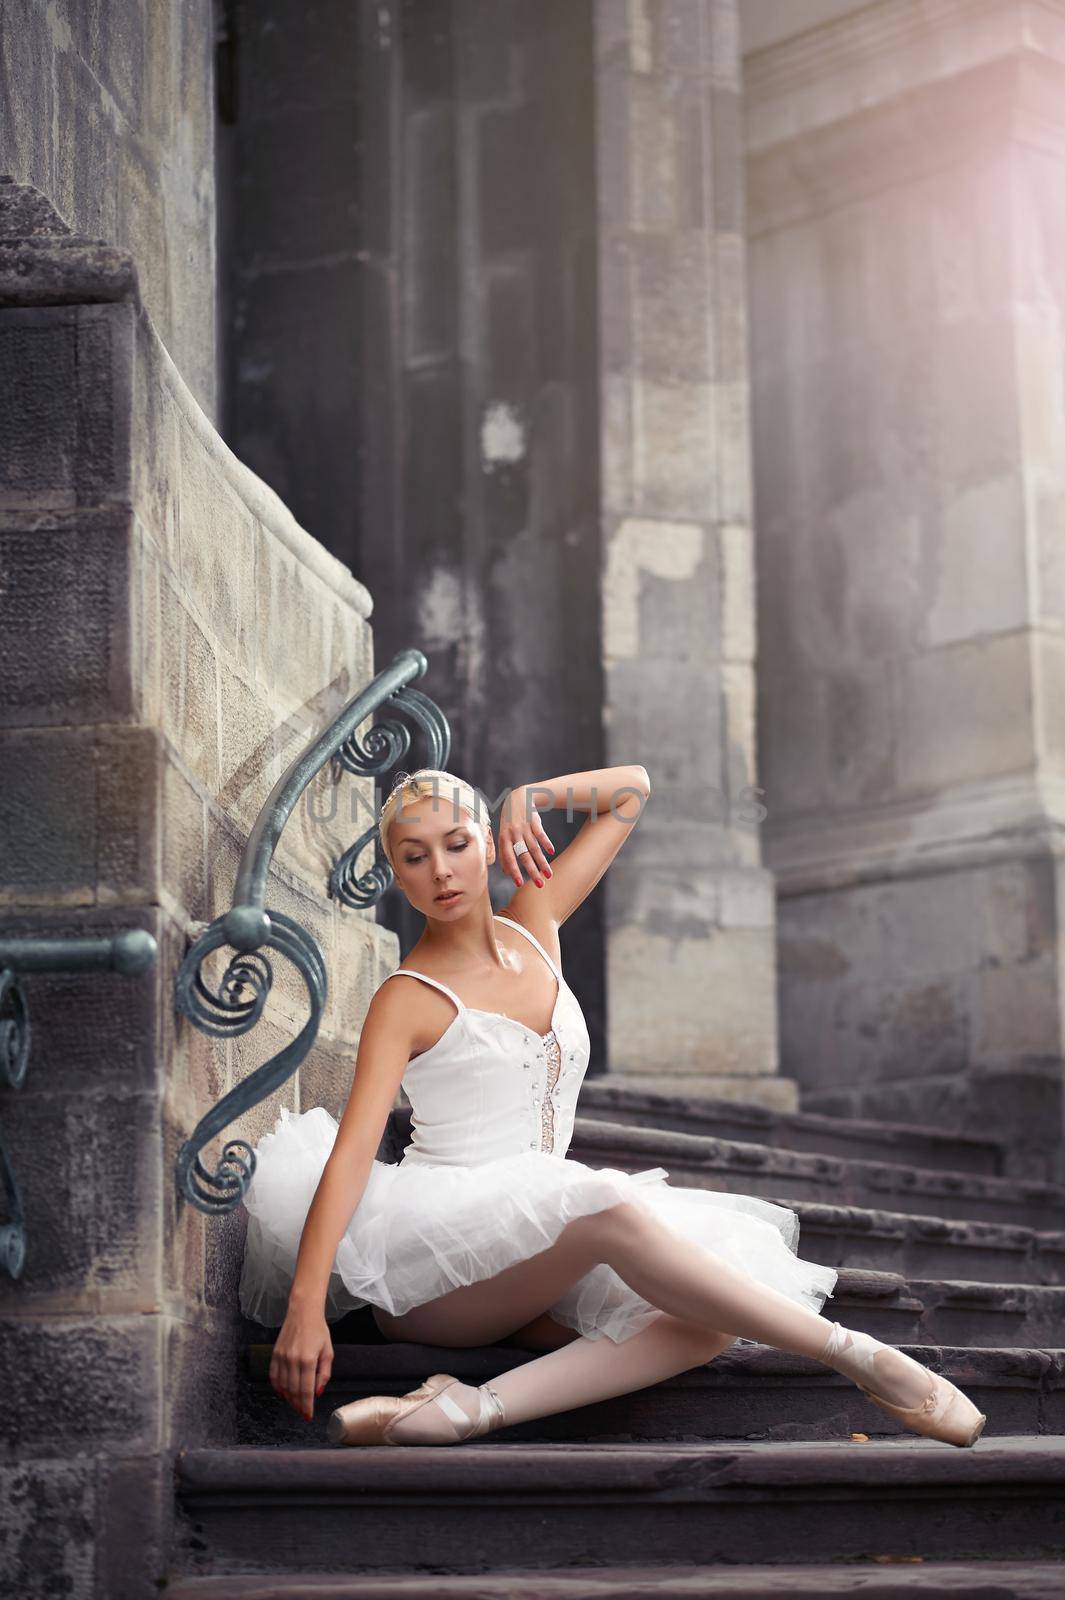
[378,768,490,869]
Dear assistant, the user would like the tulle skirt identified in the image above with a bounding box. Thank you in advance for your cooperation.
[238,1105,839,1344]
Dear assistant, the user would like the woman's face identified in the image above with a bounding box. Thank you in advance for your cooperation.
[388,796,491,916]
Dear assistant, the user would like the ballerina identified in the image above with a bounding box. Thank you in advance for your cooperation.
[238,766,986,1450]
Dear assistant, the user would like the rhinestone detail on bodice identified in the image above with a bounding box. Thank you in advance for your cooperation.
[538,1029,563,1152]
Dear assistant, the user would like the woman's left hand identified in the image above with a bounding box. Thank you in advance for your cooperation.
[499,786,555,889]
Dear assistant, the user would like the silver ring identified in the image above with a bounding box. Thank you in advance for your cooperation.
[513,839,529,857]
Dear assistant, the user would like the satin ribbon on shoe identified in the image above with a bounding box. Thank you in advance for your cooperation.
[426,1380,507,1441]
[377,1376,509,1445]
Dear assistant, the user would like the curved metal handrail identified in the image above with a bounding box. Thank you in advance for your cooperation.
[0,929,158,1279]
[173,647,451,1214]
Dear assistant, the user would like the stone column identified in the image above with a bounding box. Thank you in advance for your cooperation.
[745,0,1065,1177]
[594,0,793,1108]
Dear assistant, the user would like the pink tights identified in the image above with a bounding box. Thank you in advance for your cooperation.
[381,1200,936,1445]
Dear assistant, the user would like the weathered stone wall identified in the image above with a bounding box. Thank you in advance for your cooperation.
[0,180,392,1595]
[745,0,1065,1176]
[593,0,793,1108]
[0,0,219,421]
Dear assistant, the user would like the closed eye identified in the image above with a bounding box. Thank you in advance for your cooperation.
[404,842,469,865]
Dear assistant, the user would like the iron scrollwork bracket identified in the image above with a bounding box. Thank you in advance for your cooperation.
[173,648,451,1215]
[328,681,451,909]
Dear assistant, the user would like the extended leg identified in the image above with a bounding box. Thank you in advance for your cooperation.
[584,1202,938,1411]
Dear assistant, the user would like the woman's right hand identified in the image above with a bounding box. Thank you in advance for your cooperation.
[269,1299,334,1421]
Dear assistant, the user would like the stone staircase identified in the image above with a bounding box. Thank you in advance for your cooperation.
[168,1091,1065,1596]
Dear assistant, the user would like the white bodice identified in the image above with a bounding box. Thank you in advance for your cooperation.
[384,915,592,1168]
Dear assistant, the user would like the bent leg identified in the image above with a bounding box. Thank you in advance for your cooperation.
[388,1311,736,1442]
[488,1312,736,1426]
[371,1202,624,1348]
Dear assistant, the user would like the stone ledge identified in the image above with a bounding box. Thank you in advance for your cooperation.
[172,1435,1065,1572]
[794,1196,1065,1282]
[748,49,1065,237]
[0,234,138,306]
[160,1559,1065,1599]
[744,0,1065,151]
[177,1430,1065,1490]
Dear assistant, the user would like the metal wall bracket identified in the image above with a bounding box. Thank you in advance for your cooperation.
[0,930,158,1280]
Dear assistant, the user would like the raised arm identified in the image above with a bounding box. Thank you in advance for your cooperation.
[499,763,651,928]
[269,981,413,1421]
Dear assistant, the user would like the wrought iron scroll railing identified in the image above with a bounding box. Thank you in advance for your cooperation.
[0,929,159,1280]
[173,646,450,1215]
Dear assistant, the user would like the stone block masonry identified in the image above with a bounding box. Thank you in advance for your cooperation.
[0,179,395,1596]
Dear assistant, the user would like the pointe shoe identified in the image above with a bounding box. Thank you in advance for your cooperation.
[326,1372,507,1447]
[820,1322,986,1448]
[859,1368,987,1448]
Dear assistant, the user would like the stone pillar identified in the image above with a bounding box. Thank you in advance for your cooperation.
[0,180,392,1592]
[594,0,793,1109]
[745,0,1065,1176]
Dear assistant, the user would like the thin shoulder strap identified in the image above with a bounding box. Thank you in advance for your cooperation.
[384,968,466,1015]
[494,913,562,981]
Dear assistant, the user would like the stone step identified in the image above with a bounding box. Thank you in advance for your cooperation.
[163,1559,1065,1598]
[574,1082,1006,1176]
[238,1338,1065,1448]
[848,1271,1065,1347]
[789,1196,1065,1282]
[567,1116,1065,1230]
[173,1436,1065,1575]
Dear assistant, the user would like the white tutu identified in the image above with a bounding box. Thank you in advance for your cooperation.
[238,1104,840,1344]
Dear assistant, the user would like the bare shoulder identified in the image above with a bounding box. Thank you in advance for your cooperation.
[364,973,422,1047]
[369,965,453,1060]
